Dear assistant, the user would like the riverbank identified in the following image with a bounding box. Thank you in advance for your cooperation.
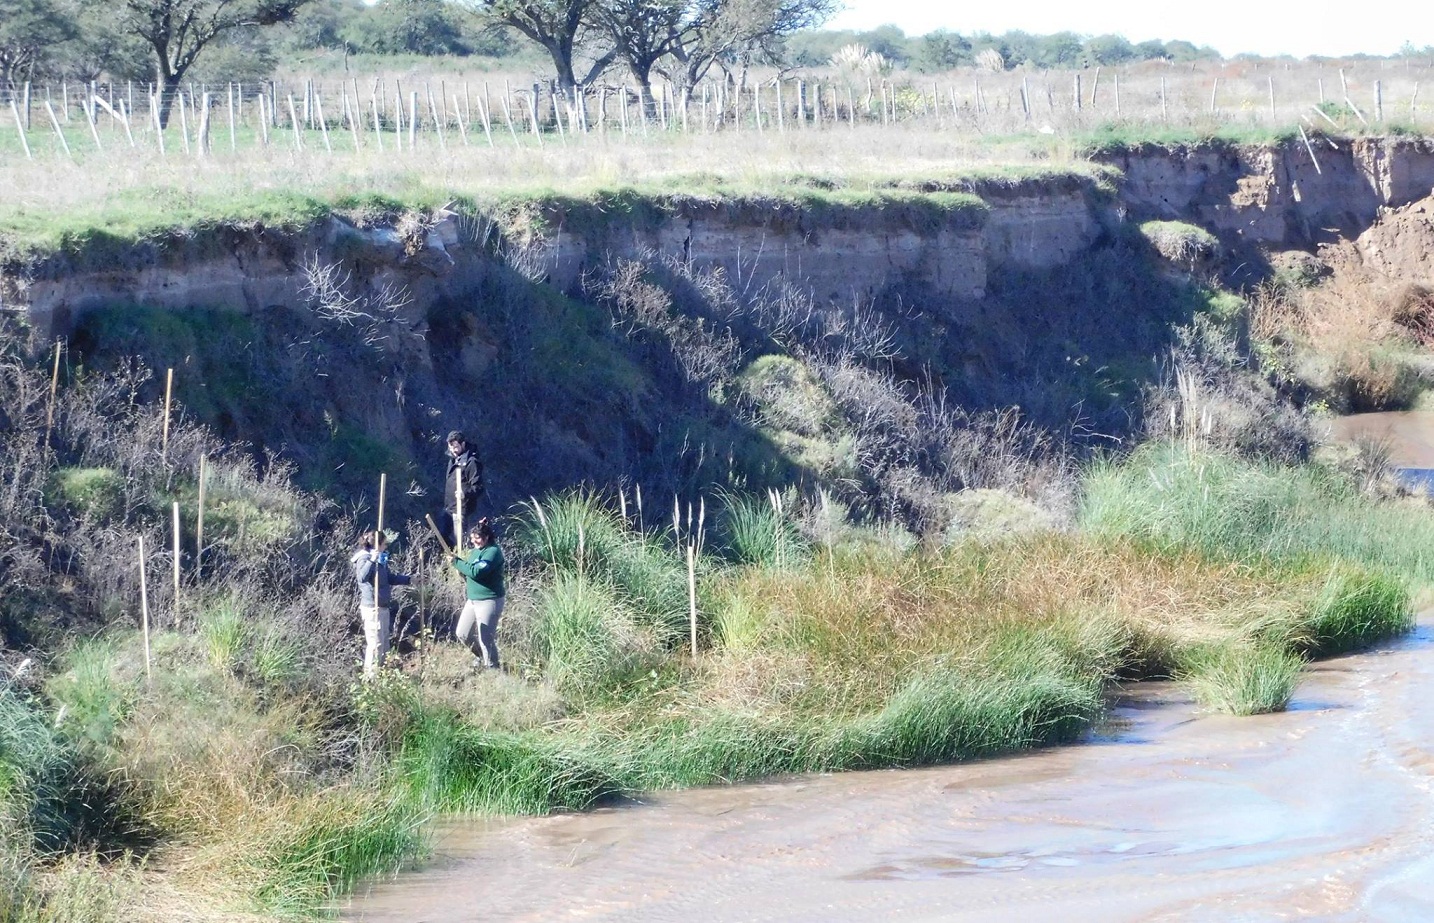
[3,432,1425,920]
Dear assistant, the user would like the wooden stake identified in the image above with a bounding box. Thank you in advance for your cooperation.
[161,368,174,460]
[177,93,191,155]
[375,472,386,602]
[315,92,331,152]
[83,95,102,151]
[172,501,182,623]
[44,101,70,157]
[10,99,31,159]
[139,536,152,687]
[43,339,61,454]
[196,455,207,582]
[687,543,698,657]
[287,94,302,150]
[454,460,465,556]
[1299,124,1323,174]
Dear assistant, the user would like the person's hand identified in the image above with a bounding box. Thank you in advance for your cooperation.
[368,550,380,563]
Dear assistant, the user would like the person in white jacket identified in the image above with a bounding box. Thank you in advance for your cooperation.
[351,531,411,678]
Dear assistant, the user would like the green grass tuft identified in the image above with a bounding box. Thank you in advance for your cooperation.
[1180,643,1306,716]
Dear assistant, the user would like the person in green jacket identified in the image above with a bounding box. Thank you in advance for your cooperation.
[452,518,505,670]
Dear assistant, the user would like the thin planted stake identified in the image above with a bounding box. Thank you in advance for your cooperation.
[315,92,331,152]
[10,100,31,159]
[476,93,494,147]
[178,93,191,155]
[370,86,384,152]
[139,535,152,687]
[172,501,182,624]
[227,83,236,151]
[344,88,361,150]
[408,91,418,150]
[687,542,698,657]
[427,87,446,150]
[43,339,61,454]
[452,94,469,145]
[197,92,211,156]
[161,368,174,461]
[196,455,207,582]
[256,94,269,147]
[287,94,302,150]
[83,95,102,151]
[152,94,165,156]
[501,88,519,145]
[44,101,70,157]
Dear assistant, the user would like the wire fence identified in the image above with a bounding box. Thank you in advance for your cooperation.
[2,59,1431,162]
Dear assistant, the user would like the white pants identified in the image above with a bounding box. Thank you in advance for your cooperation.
[361,606,391,678]
[456,598,505,669]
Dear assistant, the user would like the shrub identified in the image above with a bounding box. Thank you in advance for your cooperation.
[49,468,126,521]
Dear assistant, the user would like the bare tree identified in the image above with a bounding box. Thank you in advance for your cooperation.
[465,0,616,95]
[81,0,310,127]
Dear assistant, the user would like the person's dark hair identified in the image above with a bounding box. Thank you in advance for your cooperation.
[470,517,497,545]
[361,530,386,550]
[446,430,466,445]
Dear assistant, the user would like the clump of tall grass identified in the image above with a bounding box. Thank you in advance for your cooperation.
[533,575,655,698]
[519,492,689,644]
[1082,443,1434,585]
[397,718,617,814]
[717,491,808,567]
[1298,568,1412,655]
[1180,643,1306,715]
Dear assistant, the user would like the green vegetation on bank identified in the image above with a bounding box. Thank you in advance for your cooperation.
[0,164,1122,266]
[3,429,1422,919]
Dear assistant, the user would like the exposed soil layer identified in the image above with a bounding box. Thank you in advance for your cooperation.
[344,616,1434,923]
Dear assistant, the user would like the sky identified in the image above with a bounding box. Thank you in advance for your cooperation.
[826,0,1434,58]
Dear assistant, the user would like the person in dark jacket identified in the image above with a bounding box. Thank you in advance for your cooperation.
[439,430,484,549]
[452,518,505,670]
[352,530,412,678]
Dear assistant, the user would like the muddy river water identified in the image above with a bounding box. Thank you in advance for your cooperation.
[346,414,1434,923]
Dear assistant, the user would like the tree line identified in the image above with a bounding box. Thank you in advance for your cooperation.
[8,0,1421,130]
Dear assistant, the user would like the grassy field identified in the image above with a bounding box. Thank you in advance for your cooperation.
[4,51,1431,264]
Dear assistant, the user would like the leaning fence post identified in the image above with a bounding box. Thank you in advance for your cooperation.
[10,99,31,159]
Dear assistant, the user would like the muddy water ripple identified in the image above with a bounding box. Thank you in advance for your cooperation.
[344,614,1434,922]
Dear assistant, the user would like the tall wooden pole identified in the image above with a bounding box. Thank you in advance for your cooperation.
[374,472,387,603]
